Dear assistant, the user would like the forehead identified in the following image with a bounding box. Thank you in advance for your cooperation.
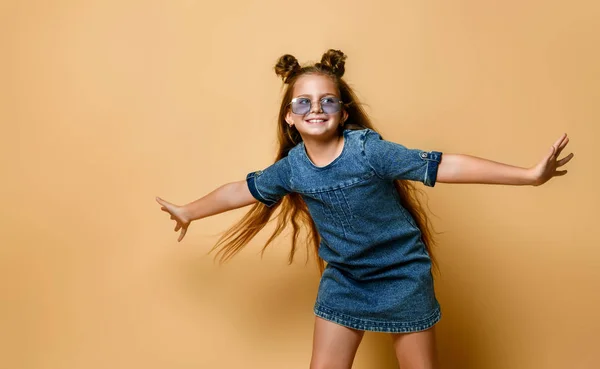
[292,74,339,97]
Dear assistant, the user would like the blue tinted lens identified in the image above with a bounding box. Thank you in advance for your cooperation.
[291,98,311,115]
[321,97,341,114]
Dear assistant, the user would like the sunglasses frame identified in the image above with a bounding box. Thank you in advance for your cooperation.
[287,96,345,115]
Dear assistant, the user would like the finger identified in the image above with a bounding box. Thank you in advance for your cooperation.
[156,197,174,207]
[178,226,187,242]
[551,134,567,157]
[557,152,574,167]
[546,145,556,161]
[175,222,181,232]
[554,133,567,146]
[555,137,570,157]
[554,170,568,176]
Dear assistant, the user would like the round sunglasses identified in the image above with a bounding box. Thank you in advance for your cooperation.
[288,96,344,115]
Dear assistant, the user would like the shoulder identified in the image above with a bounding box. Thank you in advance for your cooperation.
[286,143,305,166]
[344,128,386,152]
[346,128,381,142]
[342,128,377,145]
[288,143,303,157]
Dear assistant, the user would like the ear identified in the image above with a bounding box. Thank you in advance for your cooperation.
[285,111,294,126]
[341,109,348,124]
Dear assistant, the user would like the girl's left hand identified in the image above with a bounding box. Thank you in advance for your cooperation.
[529,133,574,186]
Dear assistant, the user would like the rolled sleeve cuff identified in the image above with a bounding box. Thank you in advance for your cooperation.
[421,151,443,187]
[246,171,277,207]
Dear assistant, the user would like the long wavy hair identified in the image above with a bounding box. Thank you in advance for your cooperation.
[210,49,438,274]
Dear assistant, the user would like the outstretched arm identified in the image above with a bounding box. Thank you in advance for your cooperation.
[156,180,257,241]
[437,134,574,186]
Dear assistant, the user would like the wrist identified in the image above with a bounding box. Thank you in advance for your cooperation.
[180,204,196,222]
[526,167,541,186]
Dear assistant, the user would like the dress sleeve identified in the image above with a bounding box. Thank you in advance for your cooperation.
[362,129,443,187]
[246,156,293,207]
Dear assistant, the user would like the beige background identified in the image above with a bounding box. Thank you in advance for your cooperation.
[1,0,598,368]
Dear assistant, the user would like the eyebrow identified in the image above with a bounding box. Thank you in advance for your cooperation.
[295,93,338,98]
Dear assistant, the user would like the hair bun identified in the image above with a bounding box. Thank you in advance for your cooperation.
[318,49,347,78]
[274,54,301,83]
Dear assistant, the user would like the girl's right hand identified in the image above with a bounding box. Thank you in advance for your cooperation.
[156,197,190,242]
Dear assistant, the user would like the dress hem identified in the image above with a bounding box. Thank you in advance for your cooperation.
[313,302,441,333]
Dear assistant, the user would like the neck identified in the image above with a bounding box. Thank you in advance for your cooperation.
[302,131,345,167]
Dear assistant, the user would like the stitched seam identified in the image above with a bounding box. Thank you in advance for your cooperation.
[252,173,276,204]
[298,174,374,194]
[360,129,384,179]
[315,301,440,326]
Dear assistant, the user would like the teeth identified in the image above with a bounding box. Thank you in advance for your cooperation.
[308,119,325,123]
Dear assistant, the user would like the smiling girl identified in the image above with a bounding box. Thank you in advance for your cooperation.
[156,49,573,369]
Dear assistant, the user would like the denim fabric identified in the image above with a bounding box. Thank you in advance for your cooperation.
[246,128,443,332]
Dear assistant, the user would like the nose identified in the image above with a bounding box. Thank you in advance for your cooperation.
[309,99,323,114]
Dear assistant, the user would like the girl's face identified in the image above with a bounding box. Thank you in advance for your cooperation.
[285,74,347,141]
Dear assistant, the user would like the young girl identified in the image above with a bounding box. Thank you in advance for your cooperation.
[156,50,573,369]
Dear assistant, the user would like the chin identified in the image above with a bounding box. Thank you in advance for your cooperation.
[297,127,340,139]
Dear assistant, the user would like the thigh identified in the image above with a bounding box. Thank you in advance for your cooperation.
[310,317,365,369]
[391,327,439,369]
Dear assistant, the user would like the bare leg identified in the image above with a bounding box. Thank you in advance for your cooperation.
[310,317,365,369]
[391,326,439,369]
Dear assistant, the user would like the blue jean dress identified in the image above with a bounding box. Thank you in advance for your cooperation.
[246,128,443,333]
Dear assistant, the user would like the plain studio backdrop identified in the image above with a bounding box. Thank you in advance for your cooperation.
[1,1,598,368]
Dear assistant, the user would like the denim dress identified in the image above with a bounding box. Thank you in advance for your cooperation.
[246,128,443,333]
